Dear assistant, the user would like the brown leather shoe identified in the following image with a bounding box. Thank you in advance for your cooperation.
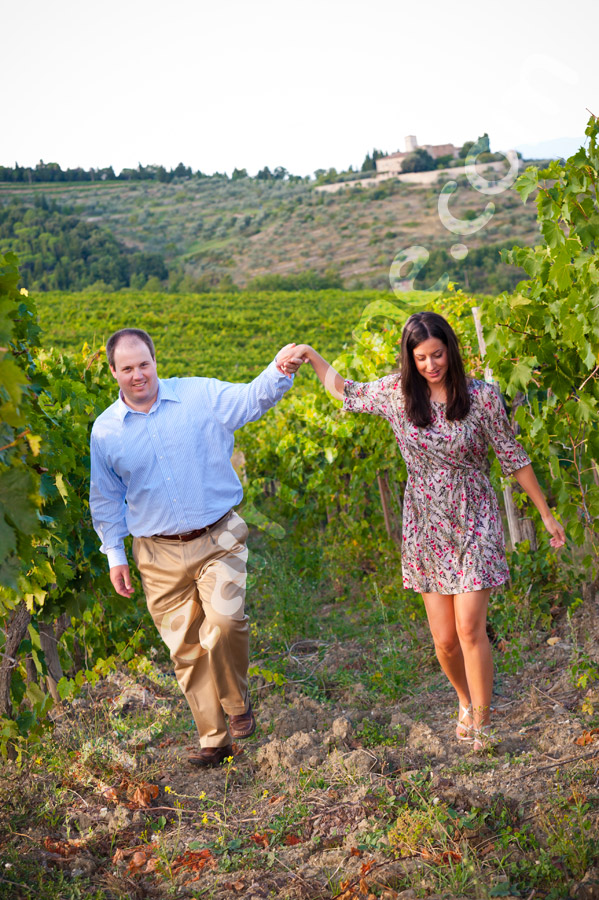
[188,744,233,767]
[228,699,256,739]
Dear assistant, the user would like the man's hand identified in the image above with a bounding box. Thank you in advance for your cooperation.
[275,343,311,376]
[110,564,135,597]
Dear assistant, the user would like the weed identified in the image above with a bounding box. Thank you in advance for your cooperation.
[539,788,599,880]
[567,604,599,692]
[0,849,107,899]
[356,718,405,748]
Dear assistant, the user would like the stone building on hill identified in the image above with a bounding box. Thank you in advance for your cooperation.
[375,136,460,174]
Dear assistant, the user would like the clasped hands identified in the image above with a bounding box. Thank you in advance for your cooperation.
[276,343,312,376]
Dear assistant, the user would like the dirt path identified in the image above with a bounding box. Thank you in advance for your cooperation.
[1,600,598,900]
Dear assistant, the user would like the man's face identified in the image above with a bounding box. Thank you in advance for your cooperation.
[110,338,159,411]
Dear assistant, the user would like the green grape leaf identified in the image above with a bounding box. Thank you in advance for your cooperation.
[0,468,40,533]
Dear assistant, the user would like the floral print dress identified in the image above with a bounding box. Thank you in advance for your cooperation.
[343,376,531,594]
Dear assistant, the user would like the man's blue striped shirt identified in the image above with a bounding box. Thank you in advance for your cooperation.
[90,360,293,568]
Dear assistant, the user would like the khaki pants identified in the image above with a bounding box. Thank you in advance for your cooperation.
[132,510,250,748]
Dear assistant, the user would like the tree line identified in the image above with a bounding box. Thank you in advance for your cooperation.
[0,161,306,185]
[0,135,510,187]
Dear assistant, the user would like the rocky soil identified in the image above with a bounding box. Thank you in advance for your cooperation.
[1,599,598,900]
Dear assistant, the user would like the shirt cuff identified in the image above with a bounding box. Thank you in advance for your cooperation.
[271,356,294,382]
[107,547,129,569]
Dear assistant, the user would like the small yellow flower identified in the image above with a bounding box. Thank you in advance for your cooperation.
[164,786,173,794]
[198,790,206,800]
[202,814,209,825]
[262,789,269,798]
[20,288,29,296]
[252,809,257,815]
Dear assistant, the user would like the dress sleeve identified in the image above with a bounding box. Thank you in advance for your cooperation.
[480,383,531,476]
[343,374,400,419]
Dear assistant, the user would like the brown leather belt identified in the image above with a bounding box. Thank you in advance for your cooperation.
[154,511,230,542]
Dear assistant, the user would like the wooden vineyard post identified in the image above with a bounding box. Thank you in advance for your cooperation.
[0,602,32,757]
[38,612,71,702]
[377,472,393,539]
[377,471,402,547]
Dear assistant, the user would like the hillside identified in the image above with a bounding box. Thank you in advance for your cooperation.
[0,168,540,294]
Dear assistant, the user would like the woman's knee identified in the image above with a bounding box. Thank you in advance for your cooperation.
[432,633,461,657]
[456,619,487,647]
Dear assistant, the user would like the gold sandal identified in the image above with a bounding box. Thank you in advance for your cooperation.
[456,704,474,743]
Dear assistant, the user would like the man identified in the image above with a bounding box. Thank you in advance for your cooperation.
[90,328,299,766]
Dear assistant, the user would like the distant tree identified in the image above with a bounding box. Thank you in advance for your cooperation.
[459,133,490,159]
[361,153,374,172]
[131,252,168,281]
[314,168,339,185]
[217,273,238,291]
[273,166,288,180]
[256,166,273,180]
[401,149,435,173]
[361,149,386,172]
[232,167,248,180]
[478,132,490,153]
[173,162,192,179]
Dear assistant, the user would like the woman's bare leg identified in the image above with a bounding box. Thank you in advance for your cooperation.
[454,589,493,729]
[422,592,472,730]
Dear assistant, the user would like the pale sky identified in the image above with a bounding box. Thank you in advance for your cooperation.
[6,0,596,177]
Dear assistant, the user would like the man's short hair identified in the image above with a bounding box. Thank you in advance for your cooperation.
[106,328,155,369]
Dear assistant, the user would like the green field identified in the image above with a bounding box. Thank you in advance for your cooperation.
[38,288,428,381]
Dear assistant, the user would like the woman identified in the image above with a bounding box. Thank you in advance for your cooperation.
[284,312,565,751]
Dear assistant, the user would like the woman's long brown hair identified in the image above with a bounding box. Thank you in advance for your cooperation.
[400,312,470,427]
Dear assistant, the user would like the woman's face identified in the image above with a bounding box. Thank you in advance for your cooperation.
[412,337,448,387]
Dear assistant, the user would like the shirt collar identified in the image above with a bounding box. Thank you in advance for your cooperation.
[115,378,181,421]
